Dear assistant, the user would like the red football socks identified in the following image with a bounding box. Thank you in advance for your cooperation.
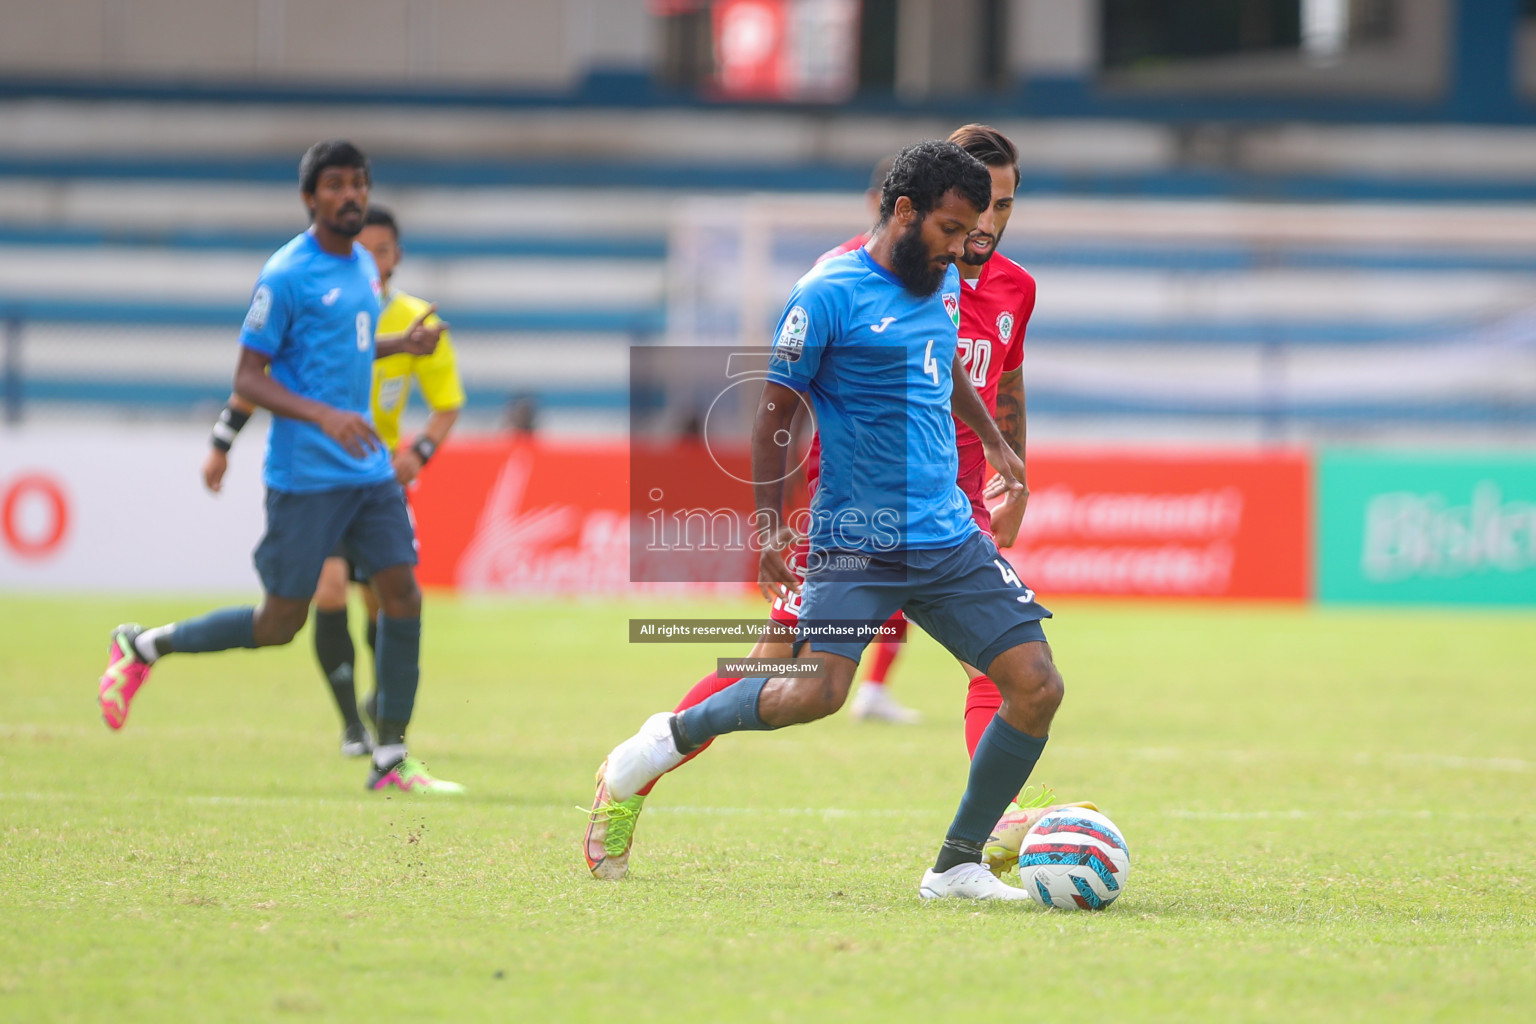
[963,674,1004,758]
[862,638,903,686]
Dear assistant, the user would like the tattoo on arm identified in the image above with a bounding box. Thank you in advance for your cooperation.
[994,389,1023,457]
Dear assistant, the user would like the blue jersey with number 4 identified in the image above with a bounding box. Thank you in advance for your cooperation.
[766,247,975,552]
[238,231,393,494]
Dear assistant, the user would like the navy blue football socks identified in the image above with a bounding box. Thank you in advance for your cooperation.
[313,608,362,728]
[674,676,775,752]
[939,714,1048,862]
[168,606,257,653]
[373,614,421,729]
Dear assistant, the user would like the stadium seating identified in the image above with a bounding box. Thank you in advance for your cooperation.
[3,99,1535,442]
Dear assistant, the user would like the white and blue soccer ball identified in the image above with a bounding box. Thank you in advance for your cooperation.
[1019,807,1130,910]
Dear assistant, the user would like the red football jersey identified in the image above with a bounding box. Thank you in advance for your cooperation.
[953,252,1035,453]
[801,244,1036,524]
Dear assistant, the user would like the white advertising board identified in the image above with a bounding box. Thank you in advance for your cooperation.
[0,425,268,593]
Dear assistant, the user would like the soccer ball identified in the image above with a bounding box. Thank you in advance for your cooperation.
[1018,807,1130,910]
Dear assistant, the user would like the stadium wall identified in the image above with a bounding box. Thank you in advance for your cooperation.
[2,429,1531,605]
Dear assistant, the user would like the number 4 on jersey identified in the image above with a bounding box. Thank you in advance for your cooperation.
[994,557,1035,602]
[922,339,940,385]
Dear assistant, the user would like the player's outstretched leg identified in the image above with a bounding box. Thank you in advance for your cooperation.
[920,641,1063,901]
[364,564,461,795]
[587,651,859,880]
[585,670,738,879]
[601,655,844,801]
[97,604,266,729]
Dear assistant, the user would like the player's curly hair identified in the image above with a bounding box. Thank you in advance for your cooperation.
[299,139,369,195]
[877,140,991,225]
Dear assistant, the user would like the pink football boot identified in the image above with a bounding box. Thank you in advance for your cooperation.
[98,624,152,730]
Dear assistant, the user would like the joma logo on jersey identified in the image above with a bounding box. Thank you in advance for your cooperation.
[943,293,960,327]
[774,305,808,362]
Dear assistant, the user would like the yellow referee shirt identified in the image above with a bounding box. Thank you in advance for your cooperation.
[372,289,465,450]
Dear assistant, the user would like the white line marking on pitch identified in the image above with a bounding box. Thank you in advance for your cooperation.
[1109,747,1531,773]
[0,793,1516,823]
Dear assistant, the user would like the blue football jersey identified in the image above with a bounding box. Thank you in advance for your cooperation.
[766,247,976,552]
[238,231,393,493]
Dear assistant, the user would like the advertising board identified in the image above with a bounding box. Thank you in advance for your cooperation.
[1317,451,1536,605]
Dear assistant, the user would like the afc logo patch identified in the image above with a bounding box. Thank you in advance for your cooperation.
[244,285,272,332]
[997,311,1015,344]
[774,305,808,362]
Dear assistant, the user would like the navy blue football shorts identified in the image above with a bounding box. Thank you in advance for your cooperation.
[255,480,418,600]
[793,530,1050,671]
[328,498,417,585]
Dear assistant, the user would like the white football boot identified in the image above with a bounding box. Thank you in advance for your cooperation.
[849,683,922,724]
[602,712,687,801]
[919,861,1032,901]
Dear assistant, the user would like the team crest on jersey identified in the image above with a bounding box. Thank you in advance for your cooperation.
[997,311,1014,344]
[774,305,808,363]
[244,285,272,332]
[943,293,960,327]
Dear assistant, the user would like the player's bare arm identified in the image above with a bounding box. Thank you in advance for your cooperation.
[994,365,1025,459]
[374,304,446,358]
[986,365,1029,545]
[752,381,802,601]
[393,407,459,485]
[233,346,380,457]
[201,394,260,494]
[950,352,1025,493]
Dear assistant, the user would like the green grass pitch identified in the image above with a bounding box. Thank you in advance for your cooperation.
[2,593,1533,1022]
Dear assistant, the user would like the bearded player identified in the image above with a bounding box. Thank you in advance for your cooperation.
[851,124,1038,760]
[818,126,1039,726]
[586,134,1086,890]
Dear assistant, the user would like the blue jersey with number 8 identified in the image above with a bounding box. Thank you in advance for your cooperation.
[765,247,975,552]
[238,231,393,494]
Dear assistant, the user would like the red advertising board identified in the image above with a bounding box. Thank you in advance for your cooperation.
[413,440,1310,600]
[411,439,631,593]
[999,450,1311,600]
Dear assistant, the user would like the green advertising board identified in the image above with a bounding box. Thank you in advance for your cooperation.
[1317,451,1536,605]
